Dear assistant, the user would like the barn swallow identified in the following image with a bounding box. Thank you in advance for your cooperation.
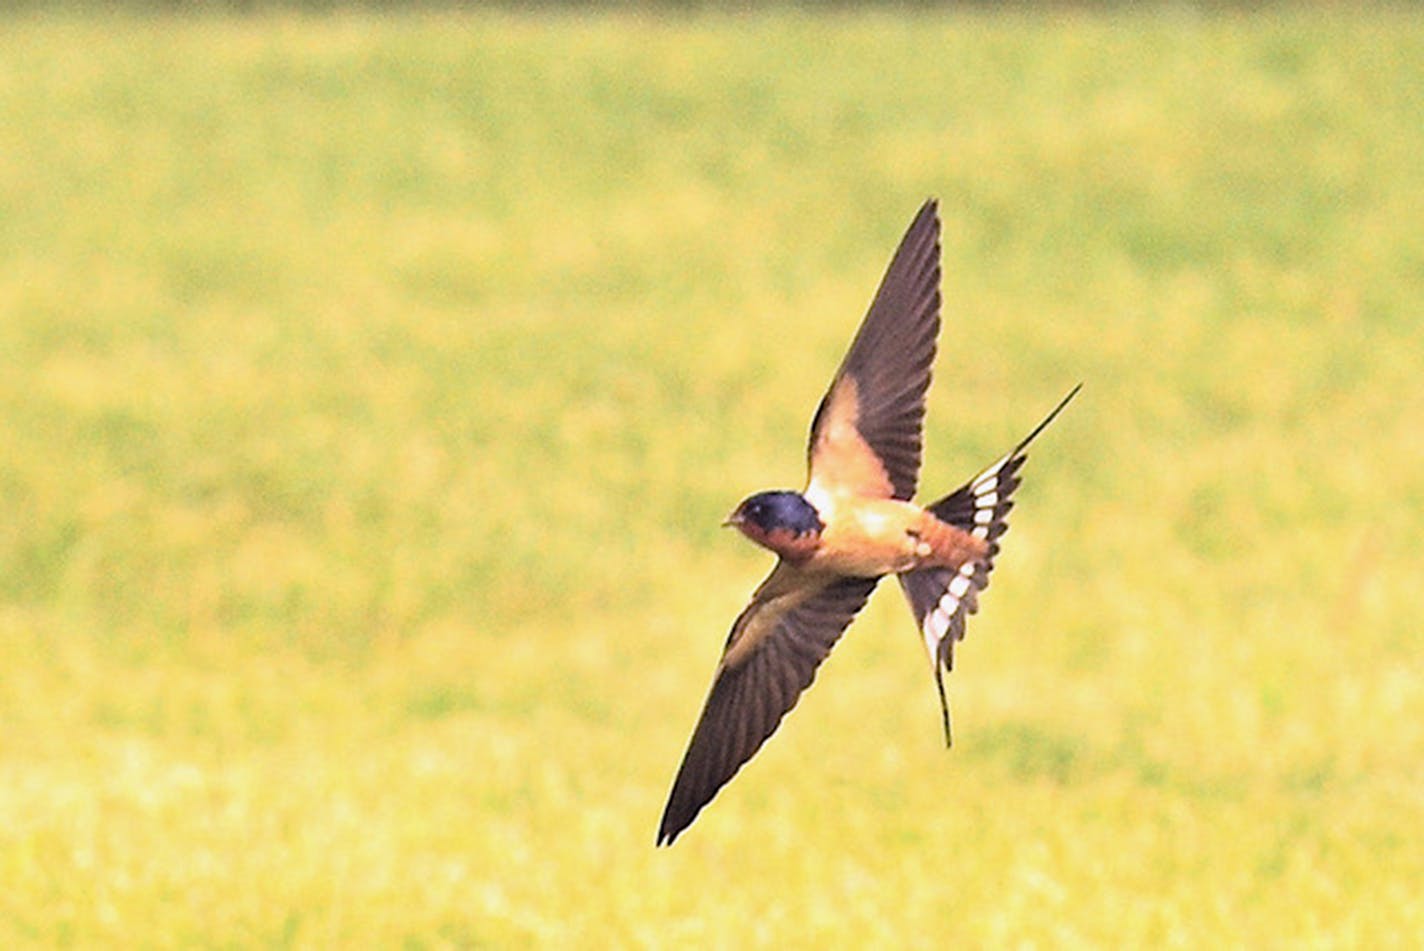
[657,199,1080,846]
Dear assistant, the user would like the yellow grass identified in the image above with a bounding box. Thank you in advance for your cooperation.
[1,6,1422,947]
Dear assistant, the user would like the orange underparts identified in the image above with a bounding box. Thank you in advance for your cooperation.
[738,523,822,562]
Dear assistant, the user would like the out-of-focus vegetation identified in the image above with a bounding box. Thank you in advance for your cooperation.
[1,6,1421,946]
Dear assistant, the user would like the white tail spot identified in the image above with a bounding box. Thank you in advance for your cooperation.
[924,609,951,654]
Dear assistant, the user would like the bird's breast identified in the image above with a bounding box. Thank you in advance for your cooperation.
[808,497,925,577]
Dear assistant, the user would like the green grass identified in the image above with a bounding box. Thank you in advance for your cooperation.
[3,6,1423,946]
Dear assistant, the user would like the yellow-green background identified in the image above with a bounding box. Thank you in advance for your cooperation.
[2,6,1422,947]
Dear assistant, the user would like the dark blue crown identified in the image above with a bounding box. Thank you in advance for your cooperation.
[737,491,824,536]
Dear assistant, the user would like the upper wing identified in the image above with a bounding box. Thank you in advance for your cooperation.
[657,565,880,846]
[806,199,942,502]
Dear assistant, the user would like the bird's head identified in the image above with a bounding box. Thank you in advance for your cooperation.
[723,490,824,561]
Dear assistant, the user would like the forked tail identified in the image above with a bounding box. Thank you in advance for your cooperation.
[897,384,1081,745]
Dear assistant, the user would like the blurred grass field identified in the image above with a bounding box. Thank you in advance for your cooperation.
[2,5,1423,946]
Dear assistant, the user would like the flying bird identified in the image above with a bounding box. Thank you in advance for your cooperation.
[657,199,1079,846]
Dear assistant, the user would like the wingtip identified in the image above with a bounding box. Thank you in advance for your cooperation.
[917,196,940,228]
[657,803,690,847]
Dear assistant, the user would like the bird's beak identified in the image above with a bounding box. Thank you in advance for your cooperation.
[722,512,744,528]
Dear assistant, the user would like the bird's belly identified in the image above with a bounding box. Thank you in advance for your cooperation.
[811,499,923,577]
